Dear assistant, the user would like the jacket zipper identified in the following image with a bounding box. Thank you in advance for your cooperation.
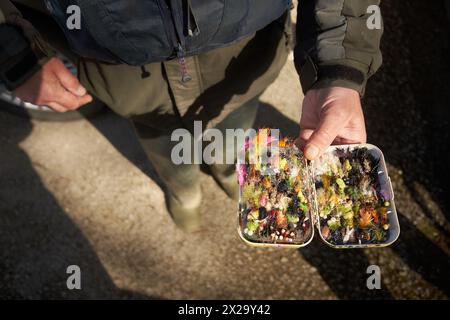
[157,0,193,83]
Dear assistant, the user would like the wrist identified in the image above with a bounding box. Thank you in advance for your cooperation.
[0,24,46,91]
[296,54,368,96]
[310,79,365,97]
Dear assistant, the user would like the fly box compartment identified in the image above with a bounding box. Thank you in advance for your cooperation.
[236,133,400,249]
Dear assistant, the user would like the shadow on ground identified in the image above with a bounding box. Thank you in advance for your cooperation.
[365,1,450,221]
[253,103,450,299]
[84,111,166,192]
[0,110,158,299]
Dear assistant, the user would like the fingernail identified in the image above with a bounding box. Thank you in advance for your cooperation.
[76,86,87,96]
[304,144,319,160]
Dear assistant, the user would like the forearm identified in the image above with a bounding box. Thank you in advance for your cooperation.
[295,0,383,96]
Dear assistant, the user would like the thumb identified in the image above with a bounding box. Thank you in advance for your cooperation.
[304,106,345,160]
[52,58,87,96]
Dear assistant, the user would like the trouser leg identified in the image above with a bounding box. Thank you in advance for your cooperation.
[208,95,260,199]
[77,13,290,230]
[132,122,202,209]
[79,57,202,205]
[132,122,202,232]
[78,59,202,231]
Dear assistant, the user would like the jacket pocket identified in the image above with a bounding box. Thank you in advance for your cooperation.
[77,0,173,65]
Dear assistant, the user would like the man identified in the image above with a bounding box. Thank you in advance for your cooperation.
[0,0,382,231]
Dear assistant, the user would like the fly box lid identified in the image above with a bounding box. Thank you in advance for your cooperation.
[236,133,400,249]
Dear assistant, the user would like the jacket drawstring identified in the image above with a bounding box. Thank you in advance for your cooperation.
[140,65,151,78]
[186,0,200,37]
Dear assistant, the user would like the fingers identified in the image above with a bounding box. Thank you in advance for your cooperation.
[303,104,346,160]
[333,135,366,145]
[45,94,92,112]
[12,57,93,113]
[52,58,87,96]
[51,89,92,111]
[297,127,366,152]
[40,77,92,112]
[295,128,314,149]
[77,93,93,106]
[47,58,92,111]
[298,87,365,160]
[46,102,68,113]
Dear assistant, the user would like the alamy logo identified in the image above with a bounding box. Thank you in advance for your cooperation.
[171,121,280,169]
[63,5,381,32]
[66,265,81,290]
[366,5,382,30]
[66,5,81,30]
[366,265,381,289]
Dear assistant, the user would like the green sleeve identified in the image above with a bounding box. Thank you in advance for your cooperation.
[295,0,383,96]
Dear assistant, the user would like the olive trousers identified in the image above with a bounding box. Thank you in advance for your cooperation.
[77,15,291,204]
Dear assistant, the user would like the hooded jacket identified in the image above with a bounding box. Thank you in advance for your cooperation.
[0,0,382,95]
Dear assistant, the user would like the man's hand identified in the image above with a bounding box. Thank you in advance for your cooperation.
[14,57,92,112]
[296,87,367,160]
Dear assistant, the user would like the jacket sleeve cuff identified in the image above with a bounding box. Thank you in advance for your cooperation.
[296,54,369,96]
[0,24,51,91]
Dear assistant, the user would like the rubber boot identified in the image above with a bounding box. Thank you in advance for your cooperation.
[133,124,202,232]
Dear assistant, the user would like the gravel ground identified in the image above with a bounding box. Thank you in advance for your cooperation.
[0,0,449,299]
